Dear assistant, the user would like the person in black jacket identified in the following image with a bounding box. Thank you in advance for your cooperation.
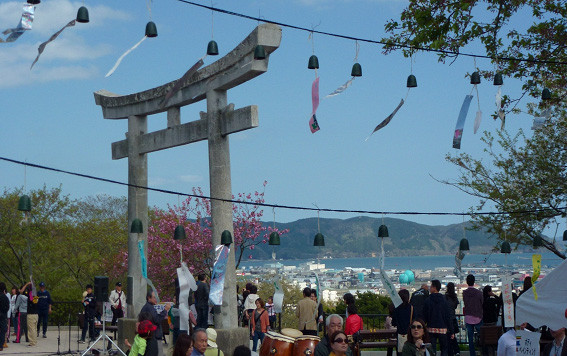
[410,284,429,321]
[482,286,501,325]
[393,289,413,354]
[0,283,10,351]
[80,285,96,343]
[139,290,170,356]
[195,274,210,329]
[423,280,452,356]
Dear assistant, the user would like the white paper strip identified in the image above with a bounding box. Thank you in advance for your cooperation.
[105,35,147,77]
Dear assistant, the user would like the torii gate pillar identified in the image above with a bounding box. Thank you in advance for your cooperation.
[206,89,238,328]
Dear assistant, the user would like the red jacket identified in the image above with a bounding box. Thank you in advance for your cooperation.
[251,308,270,333]
[345,314,363,335]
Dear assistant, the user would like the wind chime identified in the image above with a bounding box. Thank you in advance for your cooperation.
[269,208,280,261]
[367,50,418,140]
[494,68,506,129]
[325,41,362,98]
[308,31,321,134]
[105,0,157,77]
[27,2,89,68]
[453,63,483,149]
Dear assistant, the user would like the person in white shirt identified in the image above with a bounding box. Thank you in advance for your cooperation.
[108,282,126,326]
[497,328,516,356]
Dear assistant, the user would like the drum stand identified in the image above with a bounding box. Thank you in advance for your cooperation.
[81,304,126,356]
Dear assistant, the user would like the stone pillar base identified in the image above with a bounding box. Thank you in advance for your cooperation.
[216,327,250,356]
[117,318,137,352]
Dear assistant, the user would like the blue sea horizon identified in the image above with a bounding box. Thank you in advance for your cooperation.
[240,252,563,270]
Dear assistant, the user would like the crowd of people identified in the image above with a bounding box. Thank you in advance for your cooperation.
[1,272,565,356]
[0,280,53,351]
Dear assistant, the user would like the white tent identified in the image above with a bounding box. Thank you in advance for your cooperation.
[516,257,567,330]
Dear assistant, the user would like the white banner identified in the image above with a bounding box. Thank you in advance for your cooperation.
[501,275,515,328]
[516,330,540,356]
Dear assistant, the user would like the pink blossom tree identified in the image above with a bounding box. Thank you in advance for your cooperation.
[106,184,288,296]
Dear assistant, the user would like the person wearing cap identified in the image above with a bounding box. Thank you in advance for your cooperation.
[36,282,52,338]
[80,284,96,343]
[109,282,126,326]
[204,328,224,356]
[129,320,157,356]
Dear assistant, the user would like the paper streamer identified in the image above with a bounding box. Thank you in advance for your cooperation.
[473,111,482,134]
[502,275,515,327]
[105,36,147,77]
[161,58,205,106]
[366,98,404,140]
[137,240,160,303]
[452,95,473,149]
[31,20,76,69]
[309,77,321,133]
[454,249,465,278]
[496,87,506,129]
[306,272,322,324]
[325,77,354,98]
[532,253,541,300]
[209,244,230,306]
[137,240,148,278]
[273,277,284,313]
[177,263,193,331]
[2,4,34,43]
[377,237,402,307]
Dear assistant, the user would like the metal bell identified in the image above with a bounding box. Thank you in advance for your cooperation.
[493,73,503,86]
[500,241,511,254]
[378,225,389,238]
[269,232,280,245]
[254,45,266,60]
[459,238,470,251]
[407,74,417,88]
[145,21,158,38]
[308,55,319,69]
[18,195,32,212]
[313,232,325,246]
[351,63,362,77]
[173,225,186,240]
[130,219,143,233]
[221,230,232,245]
[542,88,551,100]
[76,6,89,23]
[207,40,219,56]
[27,0,40,4]
[470,72,481,85]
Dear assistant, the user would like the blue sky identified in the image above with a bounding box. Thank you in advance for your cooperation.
[0,0,541,228]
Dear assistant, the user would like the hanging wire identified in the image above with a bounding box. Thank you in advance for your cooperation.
[210,0,215,39]
[173,0,567,67]
[4,156,567,217]
[354,40,359,63]
[147,0,152,20]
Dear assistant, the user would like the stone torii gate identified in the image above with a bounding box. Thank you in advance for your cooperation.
[94,24,281,334]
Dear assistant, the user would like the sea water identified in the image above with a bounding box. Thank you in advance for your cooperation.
[240,252,563,270]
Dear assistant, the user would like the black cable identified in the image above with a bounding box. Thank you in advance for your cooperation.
[2,155,565,217]
[173,0,567,67]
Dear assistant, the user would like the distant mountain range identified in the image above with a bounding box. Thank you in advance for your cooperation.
[248,216,511,260]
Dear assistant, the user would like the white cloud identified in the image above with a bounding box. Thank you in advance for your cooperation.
[0,1,121,88]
